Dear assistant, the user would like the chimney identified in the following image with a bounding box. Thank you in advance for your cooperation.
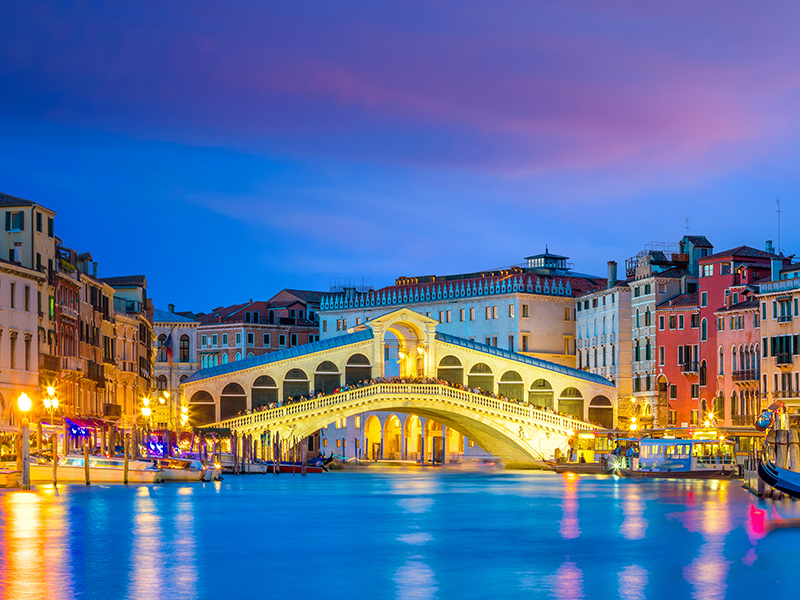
[607,261,617,289]
[168,303,175,313]
[766,240,774,254]
[771,257,782,282]
[92,262,98,277]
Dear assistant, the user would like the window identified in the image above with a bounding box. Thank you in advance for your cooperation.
[459,308,465,322]
[212,334,218,348]
[235,352,241,361]
[222,333,228,346]
[469,307,475,321]
[691,384,699,399]
[701,264,713,277]
[691,314,699,328]
[336,319,342,331]
[522,335,528,352]
[263,333,270,346]
[659,315,665,330]
[718,317,724,332]
[485,306,491,320]
[634,286,641,298]
[564,308,570,321]
[509,304,515,318]
[446,310,451,323]
[342,319,347,329]
[291,333,298,346]
[485,337,491,346]
[179,335,190,362]
[24,285,29,312]
[323,320,328,332]
[669,384,677,399]
[247,332,254,346]
[700,292,708,307]
[201,334,207,348]
[668,315,676,330]
[279,334,286,347]
[522,304,529,318]
[438,311,444,323]
[678,315,684,330]
[508,335,514,351]
[5,211,24,231]
[762,302,767,320]
[492,306,498,319]
[659,346,665,366]
[48,217,54,238]
[36,212,42,233]
[235,332,242,345]
[700,318,707,341]
[644,284,651,295]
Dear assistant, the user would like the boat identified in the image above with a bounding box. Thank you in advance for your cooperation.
[153,457,206,482]
[757,456,800,499]
[263,460,327,474]
[612,438,738,479]
[30,455,163,483]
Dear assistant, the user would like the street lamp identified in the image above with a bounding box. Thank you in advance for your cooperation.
[43,386,59,486]
[17,393,32,490]
[630,416,638,432]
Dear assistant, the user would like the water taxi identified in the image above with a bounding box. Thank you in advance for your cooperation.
[612,438,737,479]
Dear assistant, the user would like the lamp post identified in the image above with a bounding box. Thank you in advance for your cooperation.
[17,393,32,490]
[44,386,59,486]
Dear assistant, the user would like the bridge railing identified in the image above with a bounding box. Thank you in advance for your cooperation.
[213,383,596,433]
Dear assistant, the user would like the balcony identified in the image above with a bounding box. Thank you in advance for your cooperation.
[731,369,758,382]
[773,390,800,400]
[59,305,78,321]
[113,297,144,314]
[681,361,699,373]
[39,353,61,373]
[776,353,794,366]
[731,415,753,426]
[778,315,793,323]
[103,404,122,418]
[61,356,83,372]
[119,360,137,373]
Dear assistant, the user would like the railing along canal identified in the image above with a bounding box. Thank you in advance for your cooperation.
[214,384,595,434]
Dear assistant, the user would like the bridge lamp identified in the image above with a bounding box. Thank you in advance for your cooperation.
[416,346,426,355]
[630,416,638,432]
[398,351,406,359]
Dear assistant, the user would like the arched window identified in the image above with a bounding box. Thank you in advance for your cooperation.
[645,308,651,326]
[635,309,640,328]
[156,374,167,390]
[718,347,724,376]
[699,360,707,387]
[235,352,241,361]
[179,334,190,362]
[732,347,737,372]
[611,314,616,333]
[222,354,229,364]
[593,319,597,336]
[700,318,707,341]
[602,316,607,335]
[157,334,167,362]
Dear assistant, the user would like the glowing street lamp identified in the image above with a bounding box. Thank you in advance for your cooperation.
[43,387,60,486]
[630,416,638,432]
[17,393,32,490]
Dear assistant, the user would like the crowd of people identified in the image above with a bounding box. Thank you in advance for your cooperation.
[233,376,592,424]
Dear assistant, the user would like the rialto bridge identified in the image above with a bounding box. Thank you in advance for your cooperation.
[179,309,617,468]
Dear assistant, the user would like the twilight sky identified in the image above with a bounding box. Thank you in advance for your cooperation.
[2,1,799,312]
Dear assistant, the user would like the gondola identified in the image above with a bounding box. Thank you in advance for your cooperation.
[757,456,800,499]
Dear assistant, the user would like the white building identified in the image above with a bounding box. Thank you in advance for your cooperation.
[575,261,632,425]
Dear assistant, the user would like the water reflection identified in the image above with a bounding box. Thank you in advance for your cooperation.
[394,559,438,600]
[0,490,73,600]
[618,564,648,600]
[559,473,580,539]
[129,488,165,597]
[620,486,647,540]
[168,487,198,598]
[550,560,584,600]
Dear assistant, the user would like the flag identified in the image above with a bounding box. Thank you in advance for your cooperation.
[163,333,174,366]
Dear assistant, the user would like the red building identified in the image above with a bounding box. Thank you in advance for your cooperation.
[655,293,700,426]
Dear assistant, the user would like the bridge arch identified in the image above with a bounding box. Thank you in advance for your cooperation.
[528,379,554,410]
[588,395,613,428]
[499,370,524,402]
[404,415,423,460]
[220,383,247,420]
[283,368,309,401]
[252,375,278,409]
[558,387,584,420]
[364,414,382,460]
[437,355,463,385]
[468,363,494,392]
[383,414,403,459]
[315,361,341,394]
[345,353,372,384]
[189,390,216,425]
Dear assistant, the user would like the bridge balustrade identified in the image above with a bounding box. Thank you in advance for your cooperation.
[212,383,595,434]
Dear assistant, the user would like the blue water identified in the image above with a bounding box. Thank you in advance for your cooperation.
[0,470,798,600]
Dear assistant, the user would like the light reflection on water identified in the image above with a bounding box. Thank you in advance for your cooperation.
[0,472,798,599]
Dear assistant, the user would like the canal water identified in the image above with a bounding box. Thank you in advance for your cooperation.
[0,469,798,600]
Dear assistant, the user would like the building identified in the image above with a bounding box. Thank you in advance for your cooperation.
[574,261,632,425]
[192,289,323,372]
[758,257,800,415]
[319,249,606,367]
[153,304,199,428]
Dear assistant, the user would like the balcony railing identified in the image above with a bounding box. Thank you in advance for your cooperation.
[39,353,60,373]
[61,356,83,372]
[103,404,122,418]
[732,369,758,382]
[773,390,800,400]
[681,361,698,373]
[776,353,794,365]
[731,415,753,426]
[778,315,793,323]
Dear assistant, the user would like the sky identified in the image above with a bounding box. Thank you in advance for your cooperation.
[2,1,799,312]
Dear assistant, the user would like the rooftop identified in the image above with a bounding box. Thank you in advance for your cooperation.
[153,308,198,324]
[657,292,698,309]
[101,275,147,287]
[701,245,777,262]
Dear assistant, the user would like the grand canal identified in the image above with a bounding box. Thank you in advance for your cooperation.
[0,470,799,599]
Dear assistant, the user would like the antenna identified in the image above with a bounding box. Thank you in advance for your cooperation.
[776,197,781,254]
[685,217,689,236]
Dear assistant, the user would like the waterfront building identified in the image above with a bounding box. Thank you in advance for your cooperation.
[153,305,199,428]
[319,249,606,366]
[627,237,703,426]
[574,261,632,425]
[758,258,800,413]
[192,289,323,369]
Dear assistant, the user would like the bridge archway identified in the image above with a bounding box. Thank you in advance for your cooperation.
[284,369,309,401]
[424,420,443,463]
[558,387,584,420]
[364,415,382,460]
[468,363,494,392]
[588,395,613,428]
[437,355,463,385]
[383,414,403,459]
[499,370,524,401]
[252,376,278,409]
[529,379,554,410]
[220,383,247,420]
[315,361,341,394]
[384,319,425,378]
[404,415,423,460]
[189,390,216,425]
[345,354,372,385]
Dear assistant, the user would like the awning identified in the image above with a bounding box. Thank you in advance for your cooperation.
[65,417,107,429]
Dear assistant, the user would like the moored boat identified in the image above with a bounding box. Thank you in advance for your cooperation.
[30,455,163,483]
[612,438,738,479]
[757,456,800,499]
[153,457,206,482]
